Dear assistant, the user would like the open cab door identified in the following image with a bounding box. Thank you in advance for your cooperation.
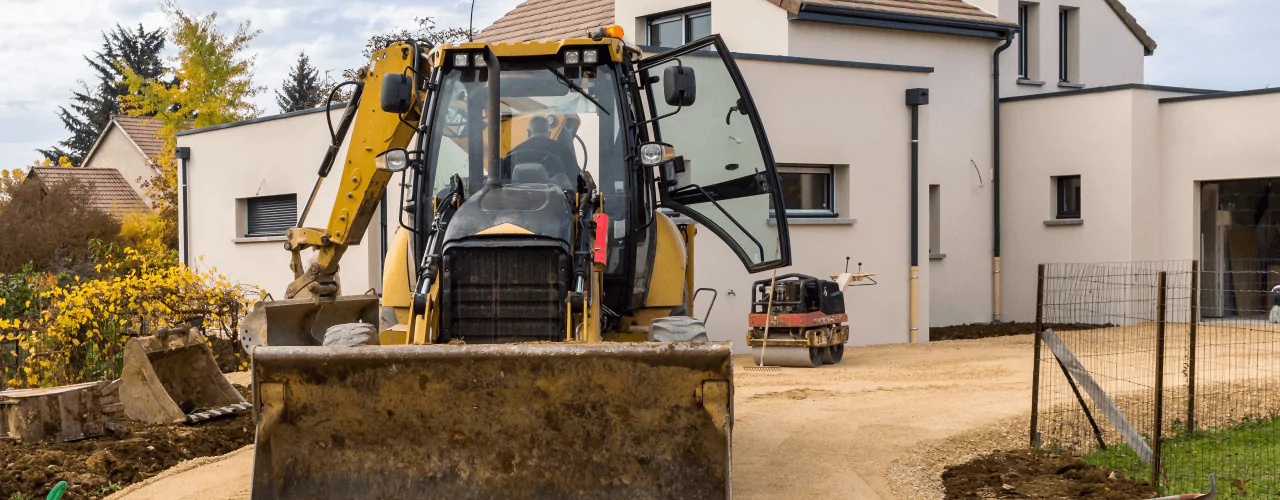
[638,35,791,273]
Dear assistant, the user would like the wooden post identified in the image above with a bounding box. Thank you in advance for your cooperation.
[1030,263,1045,447]
[1153,271,1168,490]
[1187,261,1199,432]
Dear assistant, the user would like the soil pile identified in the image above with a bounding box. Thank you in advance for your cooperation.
[942,449,1155,499]
[931,322,1108,341]
[1,397,252,499]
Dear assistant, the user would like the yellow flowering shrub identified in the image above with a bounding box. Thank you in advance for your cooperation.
[4,244,257,388]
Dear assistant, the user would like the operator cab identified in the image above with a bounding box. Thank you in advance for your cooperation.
[379,30,792,326]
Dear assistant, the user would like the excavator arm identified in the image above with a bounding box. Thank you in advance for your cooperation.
[282,42,426,300]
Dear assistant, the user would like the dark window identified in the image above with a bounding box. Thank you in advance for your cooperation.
[1059,8,1070,82]
[647,7,711,47]
[1056,176,1081,219]
[246,194,297,237]
[1018,4,1030,79]
[773,166,835,216]
[929,184,941,254]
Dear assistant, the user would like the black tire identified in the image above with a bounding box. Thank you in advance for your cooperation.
[808,346,824,368]
[823,343,845,364]
[323,322,377,347]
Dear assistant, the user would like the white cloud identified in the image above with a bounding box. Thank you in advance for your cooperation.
[1123,0,1280,90]
[3,0,1277,166]
[0,0,521,165]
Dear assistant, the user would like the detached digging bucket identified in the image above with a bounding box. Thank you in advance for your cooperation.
[120,328,250,425]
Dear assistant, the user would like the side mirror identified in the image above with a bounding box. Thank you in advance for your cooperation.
[380,73,414,114]
[663,66,696,107]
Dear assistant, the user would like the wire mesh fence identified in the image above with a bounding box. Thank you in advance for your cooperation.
[1031,260,1280,497]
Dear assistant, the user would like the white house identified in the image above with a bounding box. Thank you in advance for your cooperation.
[176,0,1280,351]
[82,115,169,204]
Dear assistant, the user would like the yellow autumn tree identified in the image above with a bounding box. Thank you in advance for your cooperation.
[0,157,71,210]
[0,169,26,209]
[120,2,264,250]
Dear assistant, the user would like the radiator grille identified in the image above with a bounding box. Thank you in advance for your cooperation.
[441,246,567,342]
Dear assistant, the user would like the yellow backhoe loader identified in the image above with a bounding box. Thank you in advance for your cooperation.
[242,27,792,499]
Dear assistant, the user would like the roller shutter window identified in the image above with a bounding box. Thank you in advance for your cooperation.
[246,194,297,237]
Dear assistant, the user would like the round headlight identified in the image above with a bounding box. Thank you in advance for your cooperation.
[640,143,666,166]
[377,148,411,172]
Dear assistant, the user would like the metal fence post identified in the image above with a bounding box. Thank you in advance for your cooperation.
[1187,260,1198,432]
[1031,264,1045,447]
[1153,270,1168,489]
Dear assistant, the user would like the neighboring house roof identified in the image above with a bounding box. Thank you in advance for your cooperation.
[112,115,167,158]
[82,115,172,168]
[1103,0,1156,55]
[770,0,1016,27]
[26,167,149,217]
[478,0,614,43]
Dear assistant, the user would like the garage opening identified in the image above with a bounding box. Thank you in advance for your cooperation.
[1200,178,1280,318]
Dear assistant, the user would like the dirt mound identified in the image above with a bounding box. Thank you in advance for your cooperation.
[931,323,1108,341]
[942,449,1155,499]
[0,392,253,500]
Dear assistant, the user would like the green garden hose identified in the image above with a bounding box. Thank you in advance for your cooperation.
[45,482,67,500]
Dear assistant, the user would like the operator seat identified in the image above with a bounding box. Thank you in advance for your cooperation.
[511,163,551,184]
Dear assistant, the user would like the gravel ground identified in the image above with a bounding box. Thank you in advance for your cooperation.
[887,415,1028,499]
[116,336,1040,500]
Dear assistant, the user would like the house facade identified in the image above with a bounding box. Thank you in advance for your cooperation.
[176,0,1280,351]
[81,115,166,204]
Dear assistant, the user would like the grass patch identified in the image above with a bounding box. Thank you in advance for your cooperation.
[1080,416,1280,498]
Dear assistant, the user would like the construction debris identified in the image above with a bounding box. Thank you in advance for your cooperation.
[0,380,124,443]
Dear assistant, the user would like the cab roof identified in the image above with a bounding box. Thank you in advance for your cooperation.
[431,38,626,66]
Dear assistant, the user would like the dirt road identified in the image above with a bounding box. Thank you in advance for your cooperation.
[111,335,1035,500]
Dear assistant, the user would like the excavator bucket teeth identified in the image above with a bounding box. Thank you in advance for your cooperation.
[241,295,379,348]
[120,329,247,425]
[250,342,733,500]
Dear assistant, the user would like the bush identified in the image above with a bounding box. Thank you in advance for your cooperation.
[0,178,121,275]
[0,265,61,388]
[5,243,257,388]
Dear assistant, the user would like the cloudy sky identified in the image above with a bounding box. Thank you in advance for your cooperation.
[0,0,1276,166]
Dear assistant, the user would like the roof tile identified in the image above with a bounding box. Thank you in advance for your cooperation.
[27,167,149,217]
[478,0,615,43]
[112,115,167,159]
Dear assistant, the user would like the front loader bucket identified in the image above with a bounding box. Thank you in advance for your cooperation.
[250,342,733,500]
[240,295,379,348]
[120,329,249,424]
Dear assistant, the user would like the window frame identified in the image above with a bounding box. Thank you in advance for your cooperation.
[1055,175,1081,220]
[646,5,712,47]
[244,194,298,238]
[1017,4,1030,79]
[773,165,837,218]
[1058,8,1070,83]
[928,184,941,255]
